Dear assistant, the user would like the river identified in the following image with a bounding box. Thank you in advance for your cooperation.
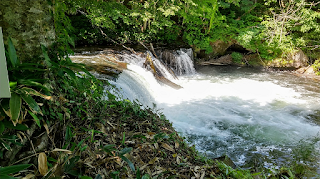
[72,47,320,172]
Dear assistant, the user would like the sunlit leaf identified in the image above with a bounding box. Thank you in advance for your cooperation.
[21,87,52,100]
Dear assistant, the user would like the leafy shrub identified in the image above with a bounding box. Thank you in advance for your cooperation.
[231,52,243,64]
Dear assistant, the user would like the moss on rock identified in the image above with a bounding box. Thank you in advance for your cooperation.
[0,0,55,61]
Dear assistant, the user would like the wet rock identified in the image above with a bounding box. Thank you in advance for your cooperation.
[159,50,177,69]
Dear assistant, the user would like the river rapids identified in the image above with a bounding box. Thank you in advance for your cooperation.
[72,48,320,173]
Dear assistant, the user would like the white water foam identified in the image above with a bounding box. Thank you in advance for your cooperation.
[108,50,320,167]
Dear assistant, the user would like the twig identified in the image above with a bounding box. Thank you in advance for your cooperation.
[12,151,50,165]
[149,43,158,58]
[256,49,267,68]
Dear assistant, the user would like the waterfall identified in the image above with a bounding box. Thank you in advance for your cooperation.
[71,47,320,170]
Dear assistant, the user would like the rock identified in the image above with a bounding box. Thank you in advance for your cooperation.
[209,40,234,56]
[290,48,309,68]
[267,49,309,69]
[199,54,233,66]
[243,54,265,67]
[296,65,314,74]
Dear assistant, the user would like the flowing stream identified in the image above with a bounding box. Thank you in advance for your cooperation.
[73,48,320,171]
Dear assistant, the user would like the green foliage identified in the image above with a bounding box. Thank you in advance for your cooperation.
[51,0,75,56]
[0,164,32,178]
[217,161,253,179]
[313,59,320,75]
[1,38,49,128]
[231,52,243,64]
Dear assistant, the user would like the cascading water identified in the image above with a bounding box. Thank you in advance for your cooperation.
[73,47,320,171]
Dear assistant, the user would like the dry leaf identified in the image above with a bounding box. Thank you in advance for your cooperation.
[43,123,50,134]
[154,143,159,149]
[161,143,174,152]
[38,152,48,176]
[176,156,181,164]
[140,164,148,170]
[52,148,72,154]
[22,174,35,179]
[200,171,205,179]
[194,166,200,172]
[175,142,179,149]
[149,157,159,165]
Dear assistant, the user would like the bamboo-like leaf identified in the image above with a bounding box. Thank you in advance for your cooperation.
[119,147,132,156]
[20,87,52,100]
[7,37,18,68]
[20,92,42,115]
[28,110,41,128]
[9,82,17,88]
[63,68,76,79]
[9,92,21,124]
[38,152,48,176]
[80,176,93,179]
[0,164,31,175]
[18,79,49,92]
[16,63,45,71]
[65,126,73,141]
[120,155,135,172]
[0,174,15,179]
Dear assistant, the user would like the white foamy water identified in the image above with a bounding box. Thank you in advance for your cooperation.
[107,50,320,167]
[72,48,320,168]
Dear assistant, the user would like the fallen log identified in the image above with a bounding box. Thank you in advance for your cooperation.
[143,54,182,89]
